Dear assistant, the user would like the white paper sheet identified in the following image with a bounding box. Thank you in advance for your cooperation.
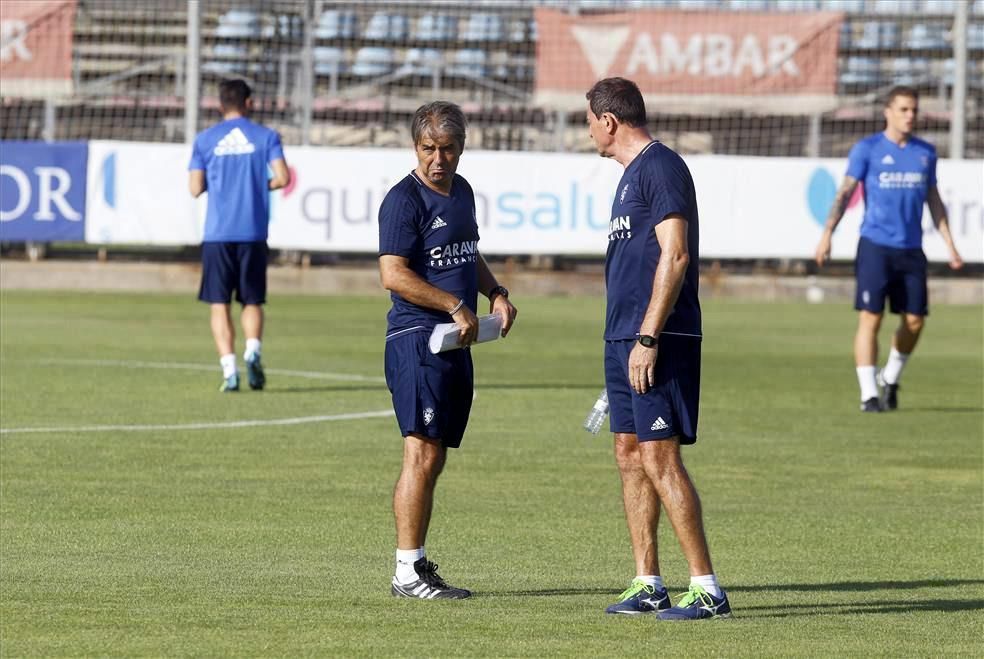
[428,314,504,354]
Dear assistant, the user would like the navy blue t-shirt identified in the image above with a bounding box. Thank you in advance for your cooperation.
[605,141,701,341]
[378,172,480,337]
[846,132,937,250]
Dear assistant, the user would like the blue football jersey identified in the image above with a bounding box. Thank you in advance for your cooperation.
[846,132,937,250]
[605,141,701,341]
[378,172,480,337]
[189,117,285,242]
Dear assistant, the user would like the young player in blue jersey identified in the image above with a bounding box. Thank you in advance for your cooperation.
[378,101,517,600]
[815,86,963,412]
[586,78,730,621]
[188,79,290,392]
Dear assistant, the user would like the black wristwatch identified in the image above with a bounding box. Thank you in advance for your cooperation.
[638,334,659,348]
[488,285,509,302]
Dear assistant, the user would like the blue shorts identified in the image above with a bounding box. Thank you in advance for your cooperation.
[198,241,268,305]
[604,335,700,444]
[384,330,474,448]
[854,237,928,316]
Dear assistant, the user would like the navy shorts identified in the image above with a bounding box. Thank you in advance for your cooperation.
[384,330,474,449]
[854,237,928,316]
[198,241,268,305]
[604,335,700,444]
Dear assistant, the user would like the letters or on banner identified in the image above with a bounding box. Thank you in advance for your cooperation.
[0,0,77,98]
[85,141,201,245]
[0,141,86,241]
[82,141,983,264]
[534,8,842,113]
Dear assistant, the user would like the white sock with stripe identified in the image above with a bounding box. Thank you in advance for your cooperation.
[395,547,425,584]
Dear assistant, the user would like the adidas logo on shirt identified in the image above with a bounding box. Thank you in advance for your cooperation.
[431,216,447,229]
[214,127,256,156]
[651,417,669,431]
[881,154,895,165]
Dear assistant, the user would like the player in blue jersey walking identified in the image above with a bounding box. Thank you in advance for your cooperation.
[378,101,517,599]
[586,78,730,621]
[188,79,290,392]
[815,86,963,412]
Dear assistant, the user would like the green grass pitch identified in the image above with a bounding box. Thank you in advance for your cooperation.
[1,290,981,656]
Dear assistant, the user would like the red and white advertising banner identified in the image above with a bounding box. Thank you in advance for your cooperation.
[535,8,842,114]
[0,0,77,98]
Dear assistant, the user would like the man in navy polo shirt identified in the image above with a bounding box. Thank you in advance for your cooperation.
[815,86,963,412]
[378,101,517,599]
[189,79,290,392]
[586,77,731,621]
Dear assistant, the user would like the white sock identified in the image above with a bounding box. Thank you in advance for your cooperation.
[690,574,721,598]
[638,575,665,591]
[244,338,262,361]
[881,348,909,385]
[856,366,879,401]
[220,353,237,379]
[395,547,425,584]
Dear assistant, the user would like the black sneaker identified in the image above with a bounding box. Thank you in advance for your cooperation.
[391,558,472,599]
[877,371,899,411]
[860,397,882,413]
[246,354,265,391]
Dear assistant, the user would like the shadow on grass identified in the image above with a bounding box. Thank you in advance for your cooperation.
[746,598,984,618]
[263,382,601,394]
[901,407,982,413]
[481,587,618,597]
[729,579,984,592]
[263,385,387,394]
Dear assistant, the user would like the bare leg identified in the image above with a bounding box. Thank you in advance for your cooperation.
[854,310,883,367]
[893,313,924,354]
[241,304,264,342]
[210,303,234,356]
[394,434,446,550]
[639,438,713,577]
[614,432,660,576]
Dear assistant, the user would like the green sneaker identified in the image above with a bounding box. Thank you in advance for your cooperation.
[219,373,240,392]
[658,584,732,620]
[605,578,670,615]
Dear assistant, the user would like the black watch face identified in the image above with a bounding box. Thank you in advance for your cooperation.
[639,335,657,347]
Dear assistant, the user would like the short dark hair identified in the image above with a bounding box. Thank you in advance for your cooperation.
[884,85,918,107]
[411,101,467,148]
[219,79,252,112]
[585,77,647,127]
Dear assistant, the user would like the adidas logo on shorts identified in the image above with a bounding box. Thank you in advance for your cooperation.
[651,417,669,431]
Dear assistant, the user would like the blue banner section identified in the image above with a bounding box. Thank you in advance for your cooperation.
[0,141,87,241]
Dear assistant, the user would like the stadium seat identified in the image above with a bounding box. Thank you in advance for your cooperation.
[203,43,249,75]
[889,57,930,86]
[214,9,261,38]
[351,47,396,77]
[460,13,504,42]
[313,47,346,76]
[364,11,410,41]
[839,56,881,86]
[315,9,358,40]
[872,0,920,12]
[401,48,443,76]
[905,23,948,50]
[447,49,487,78]
[821,0,866,11]
[416,14,457,42]
[775,0,820,11]
[968,23,984,50]
[727,0,770,10]
[854,20,898,49]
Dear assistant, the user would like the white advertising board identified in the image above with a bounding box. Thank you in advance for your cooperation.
[85,141,983,262]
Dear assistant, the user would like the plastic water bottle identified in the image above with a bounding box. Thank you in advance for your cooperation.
[583,389,609,434]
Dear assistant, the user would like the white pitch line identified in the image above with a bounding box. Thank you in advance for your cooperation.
[0,410,394,435]
[37,358,387,383]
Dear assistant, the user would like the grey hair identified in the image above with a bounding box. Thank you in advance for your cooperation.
[411,101,467,148]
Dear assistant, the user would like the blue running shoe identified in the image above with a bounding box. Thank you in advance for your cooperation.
[246,354,265,390]
[658,584,732,620]
[605,578,670,615]
[219,373,240,392]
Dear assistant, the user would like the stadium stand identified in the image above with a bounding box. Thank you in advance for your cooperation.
[0,0,981,156]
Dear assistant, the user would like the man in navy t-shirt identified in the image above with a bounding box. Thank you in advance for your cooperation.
[378,101,517,599]
[815,86,963,412]
[586,77,730,621]
[188,79,290,392]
